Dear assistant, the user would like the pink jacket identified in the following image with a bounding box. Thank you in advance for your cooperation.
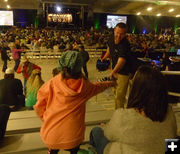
[34,73,114,150]
[11,49,24,60]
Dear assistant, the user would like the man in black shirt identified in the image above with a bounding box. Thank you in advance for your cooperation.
[101,23,131,108]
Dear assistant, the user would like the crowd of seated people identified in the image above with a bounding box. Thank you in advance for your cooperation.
[0,27,179,55]
[0,27,109,52]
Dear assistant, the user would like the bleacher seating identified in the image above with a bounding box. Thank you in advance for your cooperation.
[6,110,113,135]
[0,125,98,154]
[0,110,113,153]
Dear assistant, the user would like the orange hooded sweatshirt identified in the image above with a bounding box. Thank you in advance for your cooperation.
[34,73,114,150]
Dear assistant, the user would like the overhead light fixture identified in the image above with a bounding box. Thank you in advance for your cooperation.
[147,7,152,11]
[56,6,62,12]
[4,0,8,2]
[7,5,10,9]
[168,9,174,12]
[137,12,141,15]
[157,13,161,16]
[176,15,180,17]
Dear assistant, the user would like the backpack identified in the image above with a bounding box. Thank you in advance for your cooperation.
[96,59,110,71]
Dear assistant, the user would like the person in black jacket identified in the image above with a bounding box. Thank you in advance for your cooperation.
[79,45,89,78]
[0,68,25,111]
[0,43,10,72]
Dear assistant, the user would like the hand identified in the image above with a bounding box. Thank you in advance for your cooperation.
[112,80,117,87]
[110,72,118,80]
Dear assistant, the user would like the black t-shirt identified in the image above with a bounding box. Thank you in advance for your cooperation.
[107,35,131,75]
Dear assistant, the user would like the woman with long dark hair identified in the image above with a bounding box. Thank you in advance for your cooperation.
[90,66,177,154]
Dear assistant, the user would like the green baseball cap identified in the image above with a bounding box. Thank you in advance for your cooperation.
[58,51,83,73]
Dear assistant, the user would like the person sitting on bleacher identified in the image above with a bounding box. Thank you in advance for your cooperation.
[90,66,177,154]
[34,51,116,154]
[0,68,25,111]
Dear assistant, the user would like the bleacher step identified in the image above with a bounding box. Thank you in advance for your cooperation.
[0,125,98,154]
[6,110,113,135]
[9,102,106,120]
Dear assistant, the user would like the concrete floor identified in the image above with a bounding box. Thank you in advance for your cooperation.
[0,57,115,110]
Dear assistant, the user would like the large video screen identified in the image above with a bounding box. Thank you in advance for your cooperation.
[106,15,127,28]
[48,14,72,23]
[0,11,14,26]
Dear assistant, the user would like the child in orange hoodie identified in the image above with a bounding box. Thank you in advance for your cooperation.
[34,51,116,154]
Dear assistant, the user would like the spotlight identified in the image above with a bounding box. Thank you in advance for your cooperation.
[147,7,152,11]
[137,12,141,15]
[168,9,174,12]
[4,0,8,2]
[157,13,161,16]
[7,5,10,9]
[56,6,62,12]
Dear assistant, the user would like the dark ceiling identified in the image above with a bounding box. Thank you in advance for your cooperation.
[0,0,180,17]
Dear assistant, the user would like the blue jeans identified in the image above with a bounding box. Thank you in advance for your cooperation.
[90,127,110,154]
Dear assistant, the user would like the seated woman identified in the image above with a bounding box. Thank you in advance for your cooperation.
[90,65,177,154]
[34,51,116,154]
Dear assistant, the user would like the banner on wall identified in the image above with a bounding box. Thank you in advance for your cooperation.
[48,14,72,23]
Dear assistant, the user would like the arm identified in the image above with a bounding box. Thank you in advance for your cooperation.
[84,80,116,99]
[101,47,110,61]
[18,49,24,52]
[33,64,41,71]
[13,49,24,53]
[110,57,126,79]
